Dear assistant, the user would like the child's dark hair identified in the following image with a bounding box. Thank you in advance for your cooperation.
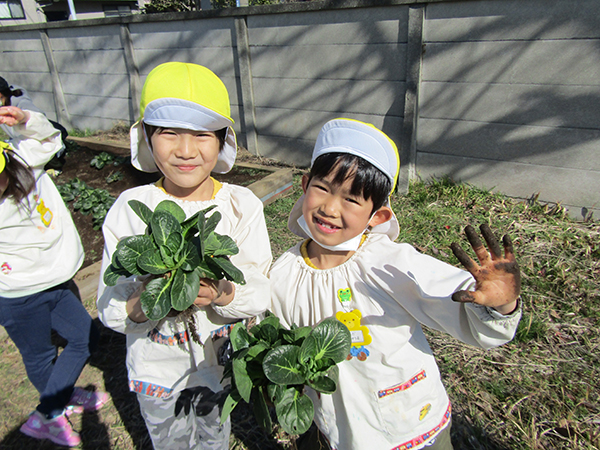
[1,150,35,203]
[308,153,392,213]
[0,87,24,106]
[143,124,227,151]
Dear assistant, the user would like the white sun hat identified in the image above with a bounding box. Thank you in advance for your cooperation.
[131,62,237,174]
[288,118,401,242]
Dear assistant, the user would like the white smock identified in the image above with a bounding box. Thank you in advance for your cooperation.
[0,112,82,297]
[97,181,272,398]
[269,232,521,450]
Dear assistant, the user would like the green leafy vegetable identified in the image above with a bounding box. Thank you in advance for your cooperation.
[103,200,246,321]
[221,313,351,435]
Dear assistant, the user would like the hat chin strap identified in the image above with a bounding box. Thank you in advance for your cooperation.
[296,215,367,252]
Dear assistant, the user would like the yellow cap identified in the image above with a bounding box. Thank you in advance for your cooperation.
[140,62,233,124]
[0,142,12,174]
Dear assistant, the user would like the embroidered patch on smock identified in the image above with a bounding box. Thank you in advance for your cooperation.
[391,401,451,450]
[378,370,427,398]
[1,262,11,275]
[130,380,173,398]
[36,198,53,227]
[148,328,189,345]
[336,309,372,347]
[337,288,352,307]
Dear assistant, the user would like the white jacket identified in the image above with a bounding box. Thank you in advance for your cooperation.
[0,112,83,297]
[97,181,272,397]
[269,233,521,450]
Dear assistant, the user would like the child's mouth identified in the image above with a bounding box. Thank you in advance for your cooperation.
[314,217,340,234]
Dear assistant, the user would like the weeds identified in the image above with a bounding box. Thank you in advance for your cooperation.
[1,174,598,449]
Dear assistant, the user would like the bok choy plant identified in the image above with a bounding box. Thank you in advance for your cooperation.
[220,312,351,435]
[103,200,245,327]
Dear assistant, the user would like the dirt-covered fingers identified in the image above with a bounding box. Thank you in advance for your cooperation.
[450,241,478,273]
[479,223,502,259]
[502,233,516,261]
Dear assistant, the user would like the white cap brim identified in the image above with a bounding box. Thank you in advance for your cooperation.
[130,98,237,174]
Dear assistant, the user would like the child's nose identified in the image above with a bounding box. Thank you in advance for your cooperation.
[321,196,340,216]
[176,135,197,158]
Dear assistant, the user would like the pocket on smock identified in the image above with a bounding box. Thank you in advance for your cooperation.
[375,368,436,436]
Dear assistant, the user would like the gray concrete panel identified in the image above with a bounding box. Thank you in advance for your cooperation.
[59,72,130,98]
[65,94,131,124]
[425,0,600,42]
[46,25,123,50]
[250,43,407,81]
[257,134,314,167]
[0,72,51,93]
[423,40,600,86]
[0,52,48,72]
[52,49,127,75]
[416,152,600,217]
[0,30,43,51]
[248,7,407,45]
[133,48,237,78]
[129,19,234,49]
[420,81,600,130]
[252,78,405,117]
[255,106,392,141]
[418,118,600,171]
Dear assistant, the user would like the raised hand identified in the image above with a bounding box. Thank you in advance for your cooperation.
[449,224,520,315]
[0,106,29,127]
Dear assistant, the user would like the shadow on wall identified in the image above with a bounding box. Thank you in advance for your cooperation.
[416,2,600,217]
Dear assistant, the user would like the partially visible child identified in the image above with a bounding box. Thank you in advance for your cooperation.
[269,118,522,450]
[0,106,108,447]
[97,62,272,450]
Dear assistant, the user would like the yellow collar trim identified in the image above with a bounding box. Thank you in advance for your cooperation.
[300,234,368,269]
[155,177,222,200]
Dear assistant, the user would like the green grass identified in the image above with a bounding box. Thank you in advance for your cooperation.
[0,174,598,449]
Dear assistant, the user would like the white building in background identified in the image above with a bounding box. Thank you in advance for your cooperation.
[0,0,140,23]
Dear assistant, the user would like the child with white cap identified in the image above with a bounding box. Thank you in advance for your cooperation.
[97,62,272,450]
[269,118,522,450]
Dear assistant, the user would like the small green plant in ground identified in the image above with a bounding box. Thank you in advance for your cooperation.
[90,152,128,169]
[57,178,116,230]
[221,313,351,436]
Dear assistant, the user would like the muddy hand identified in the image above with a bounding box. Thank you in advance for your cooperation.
[449,224,520,314]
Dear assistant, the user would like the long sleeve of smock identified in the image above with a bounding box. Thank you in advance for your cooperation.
[356,236,521,349]
[2,112,62,169]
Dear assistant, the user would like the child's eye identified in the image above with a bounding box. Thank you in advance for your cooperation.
[346,197,361,205]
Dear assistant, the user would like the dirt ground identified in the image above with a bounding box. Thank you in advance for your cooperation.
[57,140,277,269]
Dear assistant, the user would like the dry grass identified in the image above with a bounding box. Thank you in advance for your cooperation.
[1,176,598,449]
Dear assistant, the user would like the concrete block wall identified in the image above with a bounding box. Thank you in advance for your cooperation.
[0,0,598,219]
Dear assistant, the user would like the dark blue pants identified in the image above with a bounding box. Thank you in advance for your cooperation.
[0,282,99,417]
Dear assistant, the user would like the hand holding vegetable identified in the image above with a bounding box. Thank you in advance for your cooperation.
[450,223,520,315]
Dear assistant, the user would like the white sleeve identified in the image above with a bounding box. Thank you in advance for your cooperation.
[378,243,521,349]
[7,112,62,168]
[211,190,272,319]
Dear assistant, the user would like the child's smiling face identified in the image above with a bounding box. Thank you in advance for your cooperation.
[301,169,378,249]
[150,128,221,201]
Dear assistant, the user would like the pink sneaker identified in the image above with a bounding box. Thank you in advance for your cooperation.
[20,410,81,447]
[68,387,109,412]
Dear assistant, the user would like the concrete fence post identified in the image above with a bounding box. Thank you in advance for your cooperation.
[402,4,424,186]
[120,24,142,122]
[39,29,72,129]
[234,16,259,156]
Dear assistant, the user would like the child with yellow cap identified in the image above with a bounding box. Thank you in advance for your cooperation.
[97,62,272,449]
[269,118,522,450]
[0,106,107,448]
